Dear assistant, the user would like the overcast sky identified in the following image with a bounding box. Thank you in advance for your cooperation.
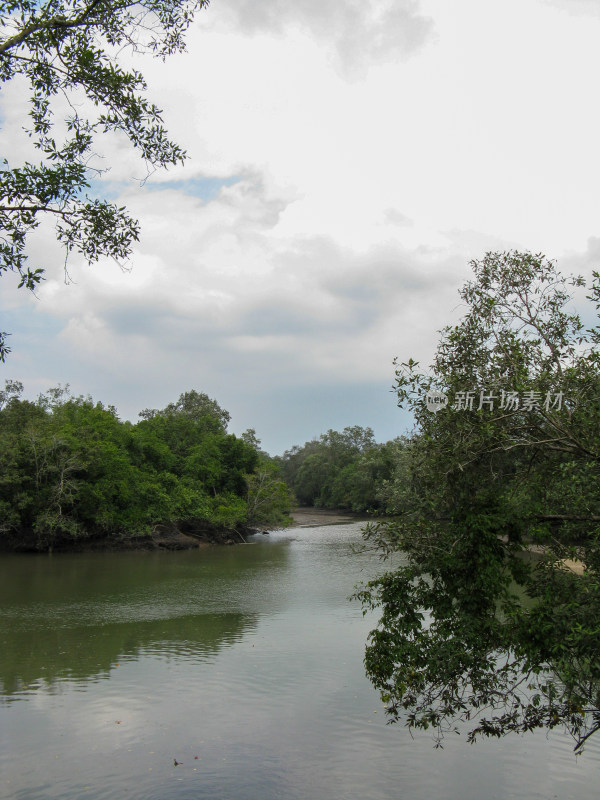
[2,0,600,454]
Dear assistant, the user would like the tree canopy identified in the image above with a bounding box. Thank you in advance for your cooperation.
[277,426,406,513]
[0,0,209,360]
[0,384,292,550]
[356,251,600,753]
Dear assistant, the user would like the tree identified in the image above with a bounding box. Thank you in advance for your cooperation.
[356,252,600,753]
[0,0,209,360]
[0,378,23,408]
[245,457,294,528]
[278,425,387,511]
[139,390,231,431]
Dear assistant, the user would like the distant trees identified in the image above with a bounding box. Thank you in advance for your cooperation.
[277,426,406,513]
[0,386,292,550]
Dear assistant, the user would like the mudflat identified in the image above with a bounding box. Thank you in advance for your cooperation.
[289,507,363,527]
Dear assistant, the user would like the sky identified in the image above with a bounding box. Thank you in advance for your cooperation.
[2,0,600,454]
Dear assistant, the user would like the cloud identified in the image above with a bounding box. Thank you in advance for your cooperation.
[0,167,463,444]
[540,0,600,16]
[36,176,455,376]
[208,0,435,76]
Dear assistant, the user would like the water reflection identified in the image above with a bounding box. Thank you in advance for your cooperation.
[0,543,290,698]
[0,611,257,699]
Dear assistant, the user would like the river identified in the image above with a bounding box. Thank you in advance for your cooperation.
[1,521,599,799]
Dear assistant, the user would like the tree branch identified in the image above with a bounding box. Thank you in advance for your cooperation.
[0,0,134,55]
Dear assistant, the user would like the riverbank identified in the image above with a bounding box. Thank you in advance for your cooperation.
[289,507,367,527]
[0,519,255,553]
[0,508,368,553]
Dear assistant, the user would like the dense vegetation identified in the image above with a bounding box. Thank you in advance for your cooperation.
[0,386,293,551]
[355,252,600,752]
[277,427,407,513]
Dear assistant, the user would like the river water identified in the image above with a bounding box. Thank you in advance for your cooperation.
[1,521,599,800]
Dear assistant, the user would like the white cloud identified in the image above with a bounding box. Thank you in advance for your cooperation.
[206,0,434,76]
[540,0,600,17]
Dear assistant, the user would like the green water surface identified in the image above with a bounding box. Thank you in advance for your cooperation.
[1,522,599,800]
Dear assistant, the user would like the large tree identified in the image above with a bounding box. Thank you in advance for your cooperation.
[357,252,600,753]
[0,0,209,360]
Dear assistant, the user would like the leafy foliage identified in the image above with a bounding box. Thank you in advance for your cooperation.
[0,0,210,359]
[245,457,295,529]
[0,384,290,549]
[356,252,600,753]
[277,426,405,513]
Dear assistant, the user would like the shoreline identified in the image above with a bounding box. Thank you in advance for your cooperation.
[288,507,368,528]
[0,508,369,554]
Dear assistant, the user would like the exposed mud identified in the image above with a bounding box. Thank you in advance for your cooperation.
[288,507,367,528]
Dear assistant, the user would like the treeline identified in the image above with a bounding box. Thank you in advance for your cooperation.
[275,426,407,513]
[0,383,293,551]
